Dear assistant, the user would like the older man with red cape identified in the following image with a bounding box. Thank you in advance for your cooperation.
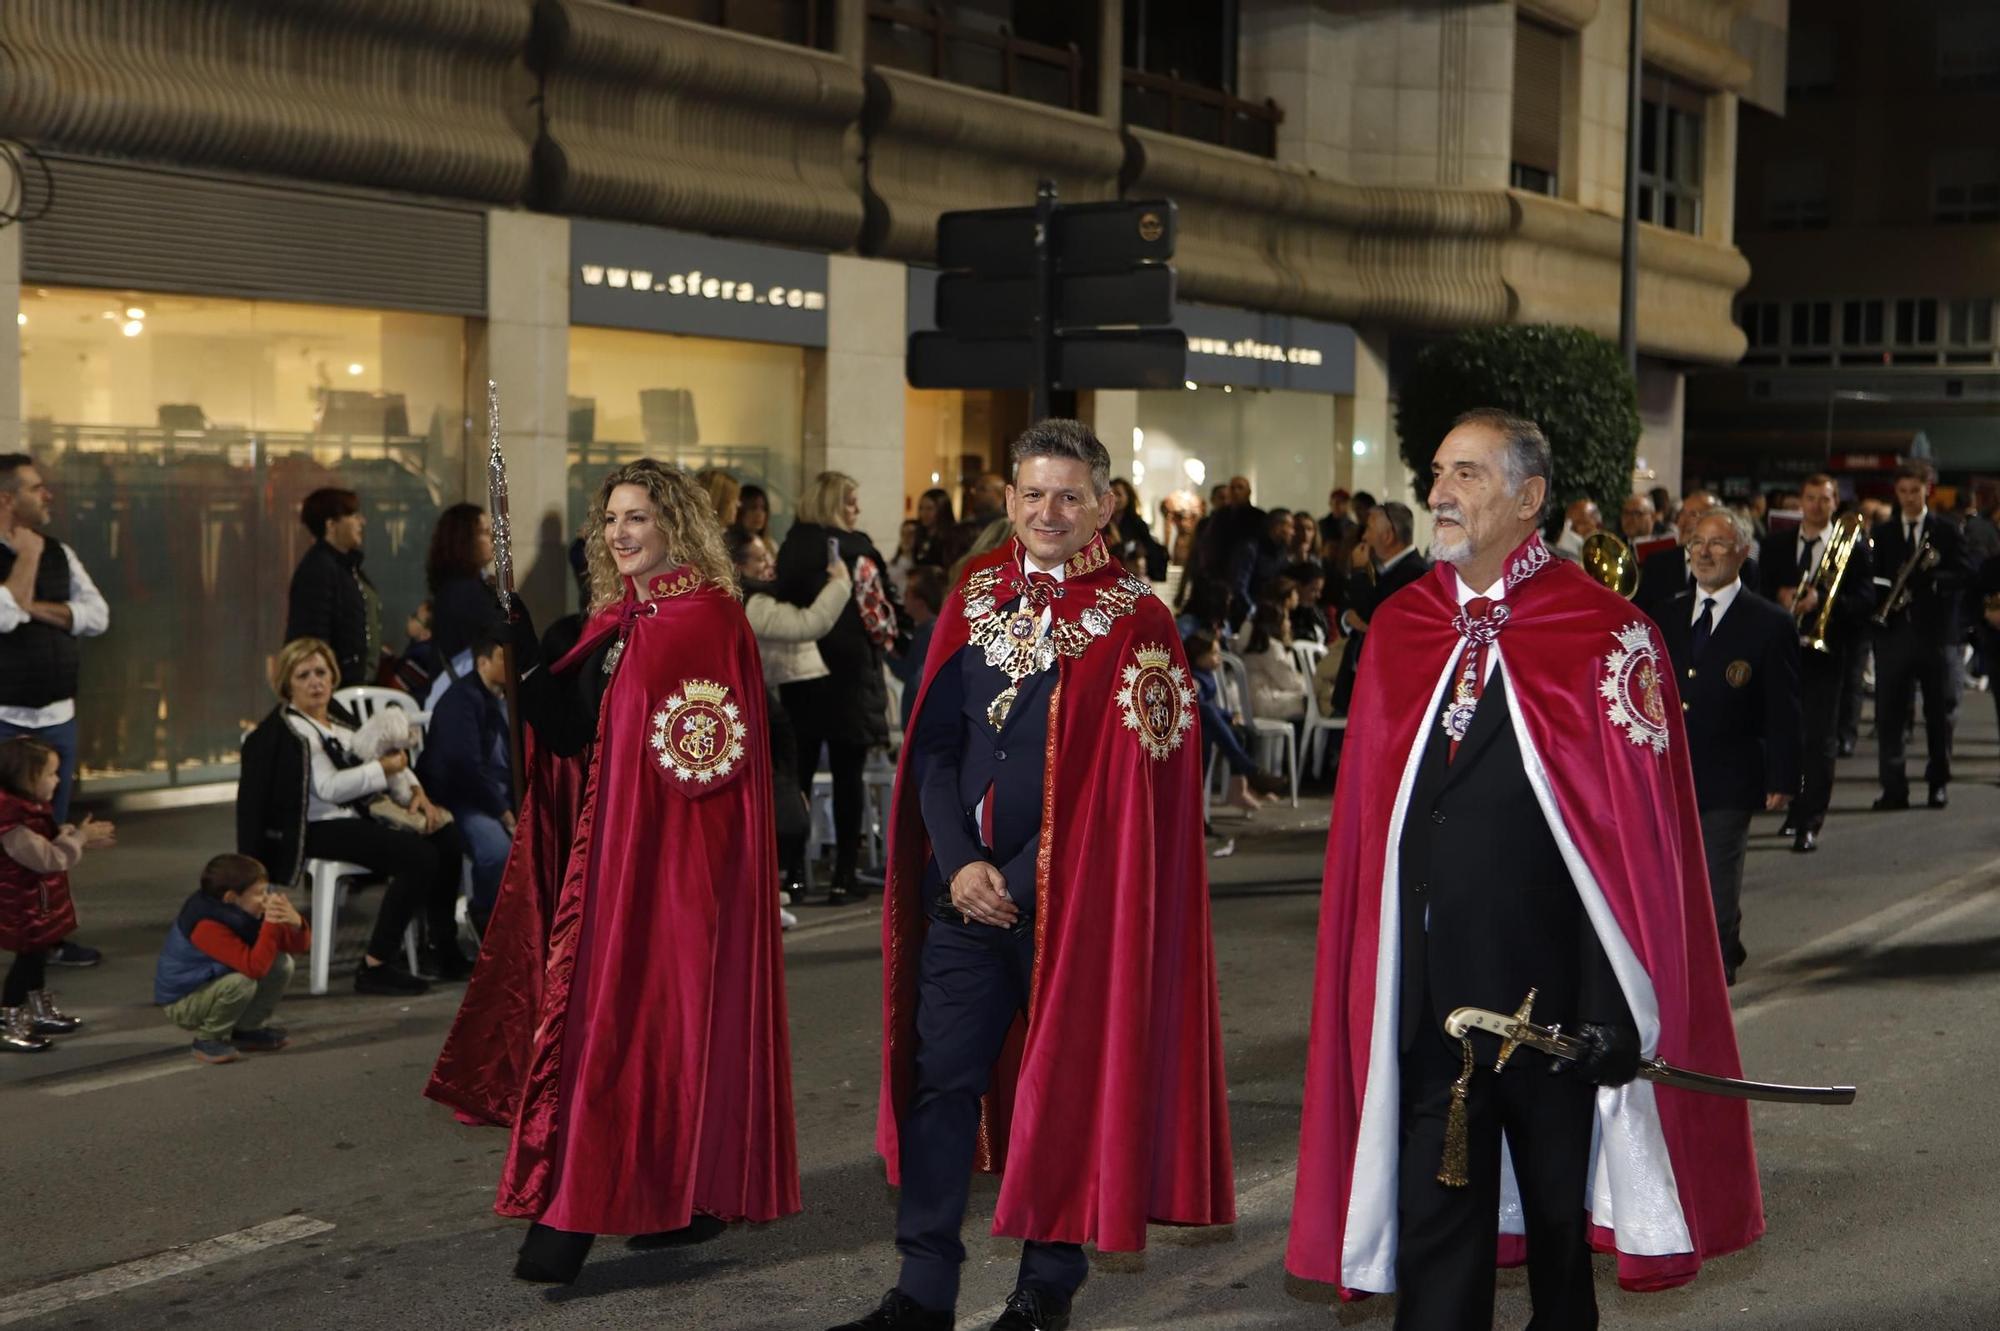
[1287,410,1762,1329]
[827,420,1234,1331]
[426,461,798,1285]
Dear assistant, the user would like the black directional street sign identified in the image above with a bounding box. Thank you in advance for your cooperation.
[911,183,1187,414]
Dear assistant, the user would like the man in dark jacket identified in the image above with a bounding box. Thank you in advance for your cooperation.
[1662,511,1800,982]
[416,635,513,930]
[1870,462,1967,810]
[285,487,381,686]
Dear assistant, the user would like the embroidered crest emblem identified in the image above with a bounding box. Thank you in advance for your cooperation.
[651,679,748,784]
[1117,643,1195,760]
[1725,659,1752,688]
[1599,623,1670,754]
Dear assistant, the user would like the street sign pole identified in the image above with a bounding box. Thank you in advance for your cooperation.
[1031,178,1057,420]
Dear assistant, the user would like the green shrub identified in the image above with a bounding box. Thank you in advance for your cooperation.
[1394,326,1640,519]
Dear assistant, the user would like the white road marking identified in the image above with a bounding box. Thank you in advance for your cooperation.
[0,1216,335,1326]
[42,1058,202,1097]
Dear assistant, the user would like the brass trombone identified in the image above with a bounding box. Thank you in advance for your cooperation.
[1796,513,1866,654]
[1873,528,1939,627]
[1579,530,1640,600]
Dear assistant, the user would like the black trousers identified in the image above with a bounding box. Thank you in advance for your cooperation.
[3,950,46,1006]
[781,680,871,881]
[1874,628,1956,797]
[1395,1011,1599,1331]
[1794,647,1846,831]
[1838,639,1867,750]
[1698,807,1752,976]
[895,918,1087,1312]
[302,817,464,962]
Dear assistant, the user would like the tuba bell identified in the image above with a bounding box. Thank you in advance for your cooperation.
[1579,530,1640,600]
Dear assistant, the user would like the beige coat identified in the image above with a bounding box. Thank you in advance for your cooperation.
[746,574,851,686]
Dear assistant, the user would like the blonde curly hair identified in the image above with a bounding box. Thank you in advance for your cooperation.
[583,459,738,613]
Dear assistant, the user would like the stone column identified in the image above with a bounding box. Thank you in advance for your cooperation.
[474,209,574,623]
[832,0,867,67]
[0,223,18,451]
[1096,0,1123,120]
[821,254,909,546]
[1335,325,1431,544]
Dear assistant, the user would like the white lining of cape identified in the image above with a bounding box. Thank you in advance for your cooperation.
[1338,642,1693,1293]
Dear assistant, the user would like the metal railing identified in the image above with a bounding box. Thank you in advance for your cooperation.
[617,0,828,50]
[866,3,1084,111]
[1121,68,1282,158]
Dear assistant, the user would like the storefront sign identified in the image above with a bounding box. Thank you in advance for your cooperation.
[571,219,829,347]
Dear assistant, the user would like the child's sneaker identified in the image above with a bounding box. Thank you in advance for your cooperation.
[191,1039,240,1064]
[1,1007,51,1052]
[231,1027,290,1054]
[26,990,82,1035]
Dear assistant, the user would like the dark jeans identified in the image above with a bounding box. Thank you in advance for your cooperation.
[1395,1001,1598,1331]
[3,950,46,1006]
[1698,806,1752,976]
[0,716,77,824]
[896,919,1088,1312]
[1839,640,1867,750]
[1874,629,1957,797]
[1198,700,1259,777]
[302,817,464,962]
[782,680,870,881]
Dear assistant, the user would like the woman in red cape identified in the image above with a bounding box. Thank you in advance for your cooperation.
[425,461,798,1283]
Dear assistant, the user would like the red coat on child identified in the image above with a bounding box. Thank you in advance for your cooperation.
[0,791,79,953]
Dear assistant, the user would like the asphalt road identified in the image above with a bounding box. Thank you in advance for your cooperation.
[6,722,2000,1329]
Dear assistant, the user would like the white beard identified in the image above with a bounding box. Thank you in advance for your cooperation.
[1431,530,1472,565]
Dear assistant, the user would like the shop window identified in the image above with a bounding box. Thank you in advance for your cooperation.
[1788,300,1833,365]
[566,326,807,551]
[1937,9,2000,92]
[1946,298,1997,364]
[869,1,1094,112]
[621,0,834,49]
[1739,299,1780,365]
[1839,298,1885,365]
[1764,158,1829,230]
[1511,18,1567,198]
[1637,69,1705,235]
[1933,148,2000,223]
[1890,297,1940,365]
[17,287,465,788]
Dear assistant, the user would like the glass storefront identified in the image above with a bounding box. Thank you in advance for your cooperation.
[18,287,465,789]
[566,326,807,540]
[903,387,1031,521]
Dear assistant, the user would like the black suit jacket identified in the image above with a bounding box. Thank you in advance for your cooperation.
[1635,545,1760,627]
[1345,549,1431,660]
[1396,666,1630,1053]
[1758,525,1876,655]
[284,540,373,687]
[1660,586,1802,811]
[1870,513,1967,646]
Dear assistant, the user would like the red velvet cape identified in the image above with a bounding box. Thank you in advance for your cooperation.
[425,571,800,1234]
[1287,539,1762,1295]
[876,535,1235,1250]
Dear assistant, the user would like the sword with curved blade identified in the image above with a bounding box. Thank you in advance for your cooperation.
[1445,999,1857,1106]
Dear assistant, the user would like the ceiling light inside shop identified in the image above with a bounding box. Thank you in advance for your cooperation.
[930,472,940,484]
[1132,427,1144,453]
[125,307,146,319]
[347,362,364,376]
[121,319,144,338]
[1132,461,1146,484]
[1222,385,1232,393]
[14,314,22,326]
[1183,458,1206,486]
[1184,380,1197,391]
[1353,440,1368,456]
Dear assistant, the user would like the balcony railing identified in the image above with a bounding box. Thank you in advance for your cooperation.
[867,3,1084,112]
[1122,68,1282,158]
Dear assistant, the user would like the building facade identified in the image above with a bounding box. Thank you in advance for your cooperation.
[1686,1,2000,500]
[0,0,1778,792]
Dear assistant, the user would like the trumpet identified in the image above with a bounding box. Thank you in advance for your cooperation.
[1873,529,1939,627]
[1796,514,1866,654]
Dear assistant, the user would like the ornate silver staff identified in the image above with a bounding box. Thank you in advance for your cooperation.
[486,379,514,613]
[486,379,525,801]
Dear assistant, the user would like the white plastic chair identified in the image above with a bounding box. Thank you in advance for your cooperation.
[1292,640,1348,778]
[302,858,419,995]
[332,685,430,762]
[1220,650,1298,808]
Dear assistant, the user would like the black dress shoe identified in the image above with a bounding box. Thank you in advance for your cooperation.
[826,1288,954,1331]
[992,1288,1072,1331]
[514,1222,594,1284]
[1929,785,1950,809]
[1792,827,1818,853]
[1872,793,1911,811]
[628,1214,726,1248]
[1838,740,1857,758]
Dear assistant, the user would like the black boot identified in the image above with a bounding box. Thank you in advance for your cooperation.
[514,1222,594,1284]
[826,1288,954,1330]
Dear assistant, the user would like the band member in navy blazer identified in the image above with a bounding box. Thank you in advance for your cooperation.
[1662,510,1800,984]
[1869,462,1967,811]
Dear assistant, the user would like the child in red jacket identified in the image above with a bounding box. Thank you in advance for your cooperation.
[153,854,311,1064]
[0,736,114,1052]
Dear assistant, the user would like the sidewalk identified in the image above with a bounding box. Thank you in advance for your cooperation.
[4,788,1338,1089]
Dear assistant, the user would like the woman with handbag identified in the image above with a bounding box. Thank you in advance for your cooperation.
[238,637,466,995]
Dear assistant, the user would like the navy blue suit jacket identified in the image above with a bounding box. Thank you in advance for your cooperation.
[1659,585,1802,812]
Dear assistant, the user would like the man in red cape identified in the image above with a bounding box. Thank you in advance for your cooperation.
[1287,410,1762,1328]
[426,461,798,1283]
[829,420,1233,1331]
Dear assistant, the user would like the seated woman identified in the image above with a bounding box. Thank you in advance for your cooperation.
[238,638,467,995]
[1186,632,1287,813]
[1240,599,1309,724]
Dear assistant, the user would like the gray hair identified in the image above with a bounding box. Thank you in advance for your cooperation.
[1010,418,1111,495]
[1378,500,1415,548]
[1453,408,1552,517]
[1692,507,1755,552]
